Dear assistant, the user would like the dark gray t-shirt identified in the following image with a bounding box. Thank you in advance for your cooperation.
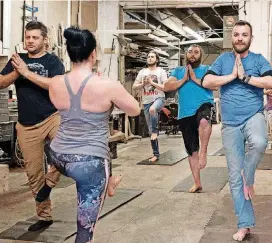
[1,53,65,125]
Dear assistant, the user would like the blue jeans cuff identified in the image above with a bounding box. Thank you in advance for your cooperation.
[238,223,255,229]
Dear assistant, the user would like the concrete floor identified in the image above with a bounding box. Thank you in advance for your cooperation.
[0,124,272,243]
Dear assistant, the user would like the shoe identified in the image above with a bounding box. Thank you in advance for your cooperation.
[28,220,53,232]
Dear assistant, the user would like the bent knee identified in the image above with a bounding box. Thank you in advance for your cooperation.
[249,138,267,152]
[149,107,157,116]
[199,118,210,127]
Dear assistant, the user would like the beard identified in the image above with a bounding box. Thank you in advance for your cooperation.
[186,56,201,68]
[232,41,251,54]
[27,45,44,55]
[147,61,157,67]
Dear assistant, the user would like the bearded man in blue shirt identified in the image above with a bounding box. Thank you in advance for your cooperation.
[203,20,272,241]
[165,44,214,194]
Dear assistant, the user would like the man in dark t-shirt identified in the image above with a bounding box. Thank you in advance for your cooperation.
[0,21,64,231]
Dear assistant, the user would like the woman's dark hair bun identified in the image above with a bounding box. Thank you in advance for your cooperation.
[64,27,82,46]
[64,26,96,63]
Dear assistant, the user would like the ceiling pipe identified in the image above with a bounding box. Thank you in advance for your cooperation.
[180,38,223,45]
[211,6,224,22]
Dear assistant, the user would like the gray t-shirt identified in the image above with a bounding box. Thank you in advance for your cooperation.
[135,67,167,104]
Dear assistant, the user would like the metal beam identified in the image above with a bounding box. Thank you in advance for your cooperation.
[125,12,180,40]
[187,8,210,30]
[180,38,223,45]
[120,1,239,9]
[211,6,224,22]
[148,9,189,38]
[148,9,205,40]
[187,8,220,38]
[147,34,180,50]
[110,29,152,35]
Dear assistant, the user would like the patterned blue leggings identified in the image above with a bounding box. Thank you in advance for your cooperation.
[49,149,109,243]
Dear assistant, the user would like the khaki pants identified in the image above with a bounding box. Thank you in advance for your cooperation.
[16,112,61,220]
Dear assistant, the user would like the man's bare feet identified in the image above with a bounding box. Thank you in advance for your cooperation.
[241,172,254,200]
[151,133,158,140]
[199,152,207,169]
[189,184,203,193]
[233,228,250,241]
[149,156,159,163]
[108,175,122,197]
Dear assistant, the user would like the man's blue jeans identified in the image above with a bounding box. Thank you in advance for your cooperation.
[143,98,165,157]
[222,112,267,229]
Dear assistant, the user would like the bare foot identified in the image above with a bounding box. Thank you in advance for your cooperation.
[107,175,122,197]
[189,184,203,193]
[233,228,250,241]
[242,172,255,200]
[149,156,159,163]
[199,152,207,169]
[151,133,158,140]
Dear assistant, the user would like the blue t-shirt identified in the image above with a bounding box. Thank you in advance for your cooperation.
[171,65,214,119]
[209,51,272,126]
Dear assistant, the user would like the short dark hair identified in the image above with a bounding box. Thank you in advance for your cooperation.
[234,20,253,35]
[185,44,204,62]
[64,26,97,63]
[147,51,160,66]
[25,21,48,38]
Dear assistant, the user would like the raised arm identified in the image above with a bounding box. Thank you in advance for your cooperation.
[0,59,20,89]
[202,54,236,90]
[11,54,65,90]
[111,81,141,116]
[237,55,272,89]
[132,70,145,90]
[148,68,168,91]
[164,66,188,92]
[147,76,164,91]
[202,72,236,90]
[0,72,20,89]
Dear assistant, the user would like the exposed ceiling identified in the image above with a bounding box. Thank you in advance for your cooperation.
[122,2,242,53]
[119,1,243,67]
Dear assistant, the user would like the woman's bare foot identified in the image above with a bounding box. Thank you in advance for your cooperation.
[233,228,250,241]
[189,184,203,193]
[149,156,159,163]
[108,175,122,197]
[199,152,207,169]
[241,172,255,200]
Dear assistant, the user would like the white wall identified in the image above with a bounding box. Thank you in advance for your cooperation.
[8,1,69,57]
[97,0,119,80]
[239,0,270,59]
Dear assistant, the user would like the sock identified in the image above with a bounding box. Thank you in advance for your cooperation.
[36,184,52,202]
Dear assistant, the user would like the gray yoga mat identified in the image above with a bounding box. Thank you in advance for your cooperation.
[137,149,188,166]
[172,167,229,193]
[0,189,143,243]
[200,195,272,243]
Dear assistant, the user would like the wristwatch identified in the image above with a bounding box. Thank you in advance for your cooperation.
[241,74,251,84]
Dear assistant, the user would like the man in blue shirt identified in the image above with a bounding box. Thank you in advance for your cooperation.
[165,44,214,193]
[203,20,272,241]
